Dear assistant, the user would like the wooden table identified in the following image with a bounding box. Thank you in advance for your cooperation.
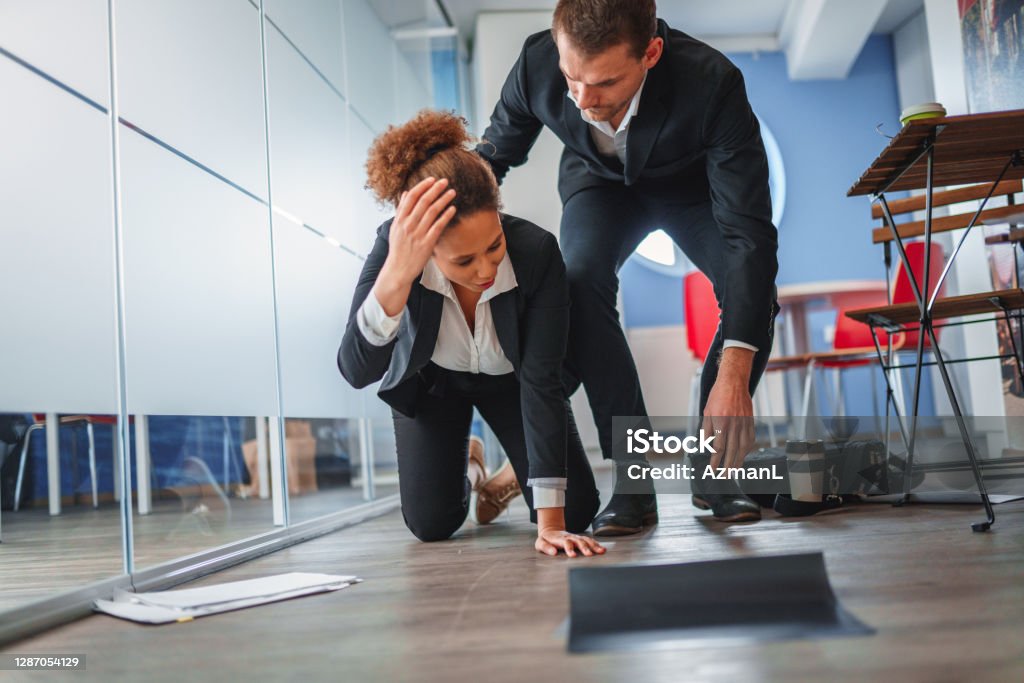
[847,109,1024,531]
[775,280,888,415]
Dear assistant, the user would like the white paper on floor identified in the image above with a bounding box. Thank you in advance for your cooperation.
[94,572,361,624]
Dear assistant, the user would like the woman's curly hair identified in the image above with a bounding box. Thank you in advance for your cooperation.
[364,109,500,223]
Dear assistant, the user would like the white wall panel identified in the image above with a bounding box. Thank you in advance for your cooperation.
[115,0,268,198]
[0,57,118,413]
[0,0,110,107]
[266,26,351,247]
[362,382,393,420]
[274,216,367,418]
[264,0,345,96]
[346,114,391,257]
[120,130,278,417]
[474,12,563,239]
[342,0,395,129]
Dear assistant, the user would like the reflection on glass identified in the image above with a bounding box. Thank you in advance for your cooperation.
[275,418,367,520]
[370,418,399,500]
[0,413,124,612]
[129,415,278,567]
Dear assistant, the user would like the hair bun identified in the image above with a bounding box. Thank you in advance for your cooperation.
[365,109,473,206]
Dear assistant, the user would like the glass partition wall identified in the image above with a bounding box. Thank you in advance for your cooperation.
[0,0,453,625]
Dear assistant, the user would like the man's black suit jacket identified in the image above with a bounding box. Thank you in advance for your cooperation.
[337,214,570,482]
[477,19,778,347]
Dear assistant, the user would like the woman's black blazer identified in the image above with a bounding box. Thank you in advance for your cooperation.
[338,213,570,482]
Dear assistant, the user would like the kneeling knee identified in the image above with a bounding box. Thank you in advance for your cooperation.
[403,513,463,543]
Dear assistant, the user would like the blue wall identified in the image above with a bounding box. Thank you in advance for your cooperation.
[621,35,903,329]
[432,48,461,113]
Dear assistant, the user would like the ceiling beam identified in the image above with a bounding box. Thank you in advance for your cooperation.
[780,0,889,80]
[698,33,781,54]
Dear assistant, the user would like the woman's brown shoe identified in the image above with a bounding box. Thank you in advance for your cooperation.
[467,435,488,492]
[475,460,521,524]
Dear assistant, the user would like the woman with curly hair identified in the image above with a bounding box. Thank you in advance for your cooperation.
[338,110,605,557]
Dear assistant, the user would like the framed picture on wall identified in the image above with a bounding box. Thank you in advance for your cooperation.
[960,0,1024,112]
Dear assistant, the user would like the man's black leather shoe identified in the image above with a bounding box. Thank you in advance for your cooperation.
[690,452,762,522]
[691,490,762,522]
[592,493,658,536]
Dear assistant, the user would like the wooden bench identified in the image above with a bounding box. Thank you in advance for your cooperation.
[846,289,1024,327]
[868,180,1022,244]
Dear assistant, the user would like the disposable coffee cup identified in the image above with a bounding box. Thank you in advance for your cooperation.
[786,440,826,503]
[900,102,946,126]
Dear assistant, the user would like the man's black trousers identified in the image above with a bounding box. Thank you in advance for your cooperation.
[559,184,779,460]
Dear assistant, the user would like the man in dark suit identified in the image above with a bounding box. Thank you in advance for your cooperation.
[477,0,780,533]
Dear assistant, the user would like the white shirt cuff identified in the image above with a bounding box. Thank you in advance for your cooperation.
[723,339,759,353]
[356,291,404,346]
[527,477,567,509]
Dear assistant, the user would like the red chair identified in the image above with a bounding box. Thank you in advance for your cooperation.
[683,271,719,437]
[892,241,946,350]
[684,270,720,364]
[804,305,905,416]
[808,241,944,417]
[683,271,798,442]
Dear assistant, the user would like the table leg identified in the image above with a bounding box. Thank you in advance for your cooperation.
[358,418,376,503]
[925,325,995,531]
[46,412,60,516]
[269,419,286,527]
[135,415,151,515]
[256,416,270,499]
[782,303,804,417]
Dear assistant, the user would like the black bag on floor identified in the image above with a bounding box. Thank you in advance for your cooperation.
[741,439,904,516]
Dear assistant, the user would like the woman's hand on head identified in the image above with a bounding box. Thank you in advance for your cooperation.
[383,177,457,285]
[535,528,606,558]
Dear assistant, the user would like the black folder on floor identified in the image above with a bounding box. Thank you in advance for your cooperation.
[567,552,873,653]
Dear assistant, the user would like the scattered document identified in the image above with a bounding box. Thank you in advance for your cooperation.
[94,572,361,624]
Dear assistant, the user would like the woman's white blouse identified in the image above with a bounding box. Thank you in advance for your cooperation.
[356,253,517,376]
[356,252,569,509]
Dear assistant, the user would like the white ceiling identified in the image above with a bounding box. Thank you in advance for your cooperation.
[372,0,926,78]
[441,0,790,38]
[434,0,924,44]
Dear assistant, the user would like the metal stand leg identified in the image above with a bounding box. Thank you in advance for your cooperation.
[870,366,882,435]
[877,150,935,507]
[925,325,995,531]
[997,303,1024,387]
[870,326,913,470]
[899,321,929,504]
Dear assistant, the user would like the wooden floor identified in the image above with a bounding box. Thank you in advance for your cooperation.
[0,482,396,612]
[2,486,1023,682]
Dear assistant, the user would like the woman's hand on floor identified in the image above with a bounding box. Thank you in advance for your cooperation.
[535,528,606,558]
